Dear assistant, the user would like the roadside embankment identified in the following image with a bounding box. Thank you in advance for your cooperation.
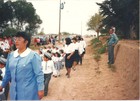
[114,40,139,99]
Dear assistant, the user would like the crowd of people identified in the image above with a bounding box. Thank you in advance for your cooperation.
[0,26,118,100]
[0,32,87,100]
[33,35,57,47]
[36,35,87,96]
[0,36,14,58]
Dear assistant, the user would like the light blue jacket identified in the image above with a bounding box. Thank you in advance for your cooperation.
[1,48,44,100]
[108,33,119,46]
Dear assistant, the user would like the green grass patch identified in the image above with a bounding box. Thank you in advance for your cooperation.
[98,45,107,54]
[91,37,108,61]
[91,38,101,45]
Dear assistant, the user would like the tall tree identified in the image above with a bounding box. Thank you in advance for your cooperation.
[87,13,104,38]
[97,0,139,39]
[0,0,13,33]
[12,0,35,30]
[0,0,42,36]
[25,14,42,35]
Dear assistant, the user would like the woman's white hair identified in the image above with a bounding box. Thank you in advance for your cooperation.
[111,26,116,32]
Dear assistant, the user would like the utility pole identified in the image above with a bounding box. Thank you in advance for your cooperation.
[58,0,65,42]
[58,0,61,42]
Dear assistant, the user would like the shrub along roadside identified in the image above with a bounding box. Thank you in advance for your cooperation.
[91,38,107,62]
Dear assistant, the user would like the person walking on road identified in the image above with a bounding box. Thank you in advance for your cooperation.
[71,37,80,70]
[0,56,7,100]
[0,32,44,100]
[42,52,55,96]
[64,38,75,78]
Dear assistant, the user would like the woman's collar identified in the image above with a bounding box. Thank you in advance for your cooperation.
[14,48,31,57]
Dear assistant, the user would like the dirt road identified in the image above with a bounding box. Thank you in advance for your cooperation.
[42,37,139,100]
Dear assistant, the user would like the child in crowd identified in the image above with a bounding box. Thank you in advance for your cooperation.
[42,52,55,96]
[51,53,58,77]
[54,52,62,77]
[59,49,65,69]
[0,56,8,100]
[55,47,60,53]
[41,46,47,54]
[51,45,56,53]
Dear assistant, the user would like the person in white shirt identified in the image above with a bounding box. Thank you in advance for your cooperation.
[51,45,56,54]
[0,56,8,100]
[42,52,55,96]
[59,49,65,69]
[51,53,57,77]
[41,46,48,55]
[0,38,5,57]
[77,37,86,65]
[81,37,86,55]
[44,46,52,53]
[3,37,10,50]
[0,37,10,58]
[52,52,62,77]
[64,38,75,78]
[71,37,80,70]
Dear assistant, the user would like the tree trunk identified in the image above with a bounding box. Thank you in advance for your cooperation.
[96,29,99,39]
[130,25,137,39]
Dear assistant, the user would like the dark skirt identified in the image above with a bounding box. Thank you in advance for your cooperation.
[73,50,80,63]
[65,53,74,68]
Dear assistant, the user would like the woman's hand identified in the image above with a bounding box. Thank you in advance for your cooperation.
[0,86,3,92]
[67,55,71,59]
[38,90,44,99]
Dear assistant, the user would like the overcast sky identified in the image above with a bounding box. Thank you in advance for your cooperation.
[27,0,104,35]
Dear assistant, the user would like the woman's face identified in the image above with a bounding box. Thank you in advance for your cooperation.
[15,37,28,50]
[72,39,76,43]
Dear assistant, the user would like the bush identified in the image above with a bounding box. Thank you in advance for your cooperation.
[91,38,102,48]
[98,45,107,54]
[91,37,108,62]
[92,38,101,43]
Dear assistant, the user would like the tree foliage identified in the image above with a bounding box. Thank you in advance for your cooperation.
[87,13,104,38]
[0,0,13,32]
[87,13,103,31]
[97,0,139,39]
[2,27,17,37]
[25,14,42,34]
[0,0,42,36]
